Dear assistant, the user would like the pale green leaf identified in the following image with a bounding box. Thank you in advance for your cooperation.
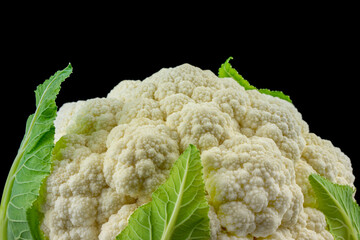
[0,64,72,240]
[309,174,360,240]
[218,57,292,103]
[116,144,210,240]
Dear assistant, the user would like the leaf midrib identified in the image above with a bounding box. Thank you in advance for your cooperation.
[160,149,191,240]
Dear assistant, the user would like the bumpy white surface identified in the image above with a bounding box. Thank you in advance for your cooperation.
[42,64,355,239]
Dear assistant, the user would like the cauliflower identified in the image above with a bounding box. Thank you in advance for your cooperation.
[40,63,355,240]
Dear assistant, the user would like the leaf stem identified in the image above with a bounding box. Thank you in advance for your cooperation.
[0,151,23,239]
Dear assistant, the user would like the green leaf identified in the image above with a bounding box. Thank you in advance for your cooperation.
[0,64,72,240]
[218,57,292,103]
[309,174,360,240]
[116,144,210,240]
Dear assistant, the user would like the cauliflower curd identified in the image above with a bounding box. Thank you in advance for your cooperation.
[42,64,355,240]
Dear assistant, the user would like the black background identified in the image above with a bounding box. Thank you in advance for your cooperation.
[1,6,359,203]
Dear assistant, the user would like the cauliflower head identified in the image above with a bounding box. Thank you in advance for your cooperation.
[41,63,355,240]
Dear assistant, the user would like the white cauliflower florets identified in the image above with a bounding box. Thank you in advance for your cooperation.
[42,63,354,239]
